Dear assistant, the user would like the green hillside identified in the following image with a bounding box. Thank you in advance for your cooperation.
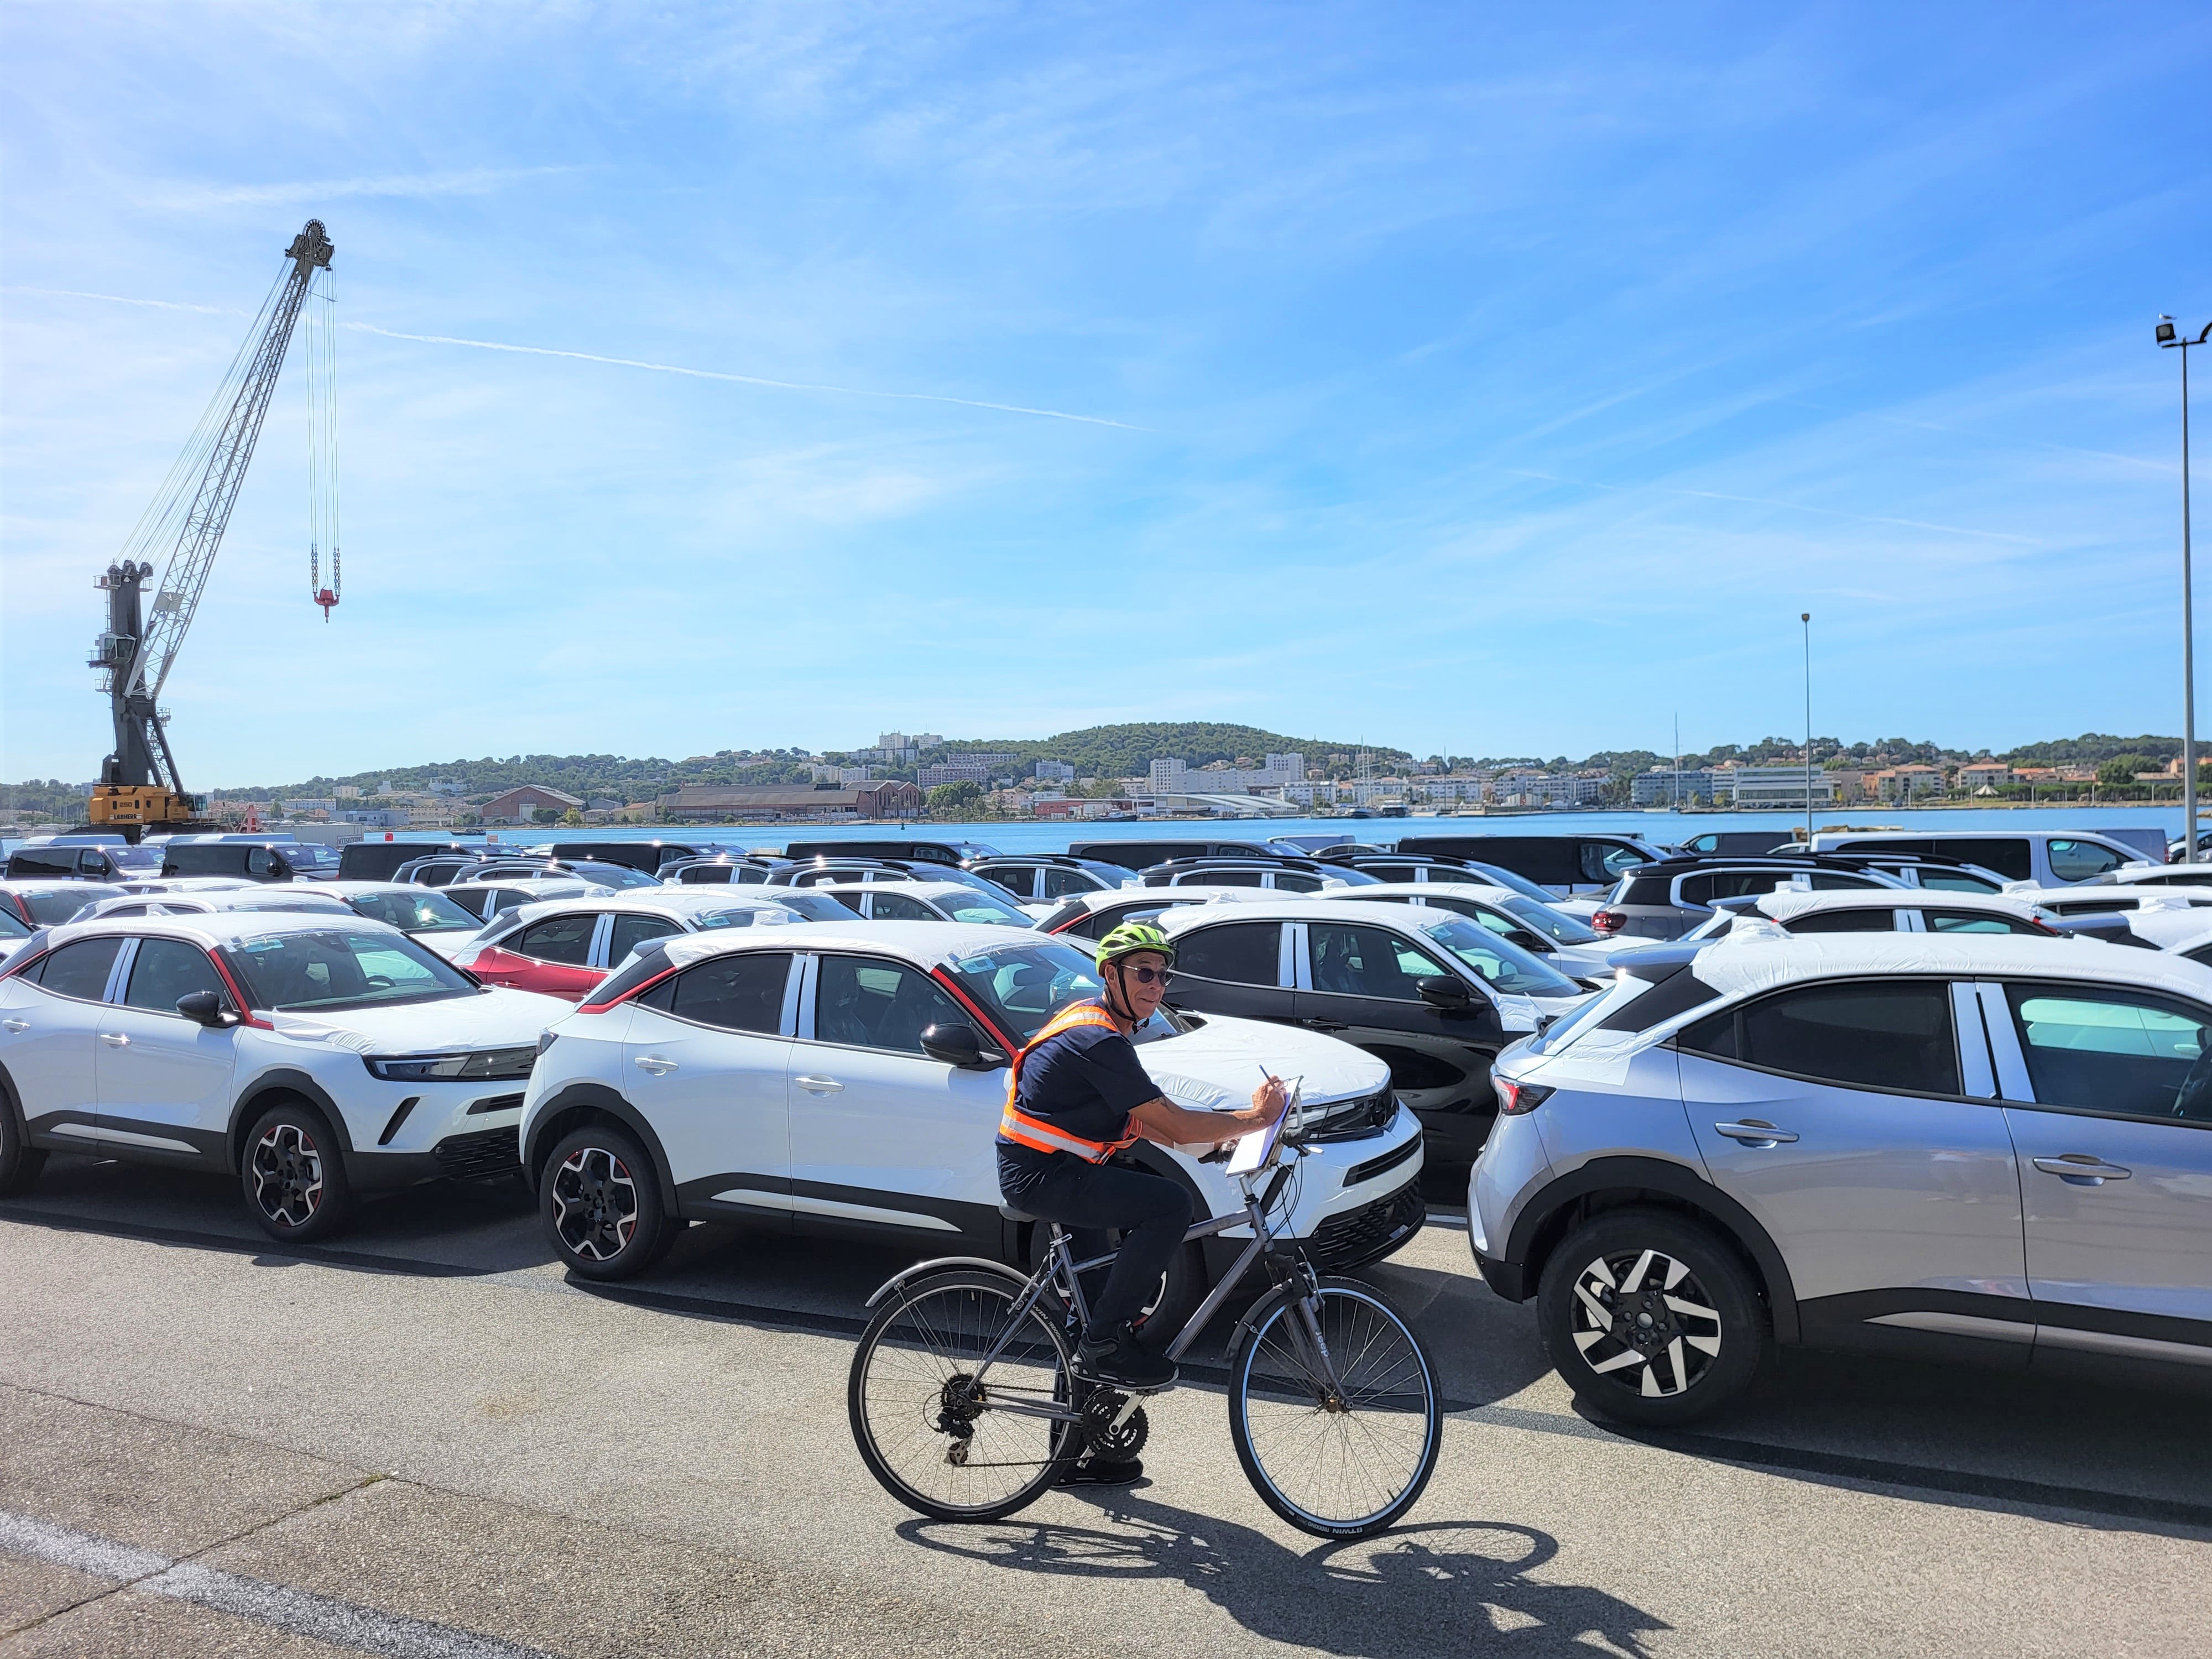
[902,723,1407,780]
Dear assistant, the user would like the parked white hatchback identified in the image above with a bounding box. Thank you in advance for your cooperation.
[518,922,1426,1324]
[0,911,569,1241]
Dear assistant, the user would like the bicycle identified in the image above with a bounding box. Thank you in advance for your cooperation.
[847,1113,1443,1538]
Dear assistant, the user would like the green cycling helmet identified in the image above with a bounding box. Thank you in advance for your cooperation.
[1094,920,1175,969]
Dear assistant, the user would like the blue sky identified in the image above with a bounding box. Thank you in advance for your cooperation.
[3,3,2208,786]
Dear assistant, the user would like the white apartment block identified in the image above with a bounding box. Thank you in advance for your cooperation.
[1149,754,1306,795]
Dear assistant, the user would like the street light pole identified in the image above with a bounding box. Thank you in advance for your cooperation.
[1801,612,1813,845]
[2161,317,2209,863]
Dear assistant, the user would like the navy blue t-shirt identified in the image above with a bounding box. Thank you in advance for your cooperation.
[997,1006,1162,1195]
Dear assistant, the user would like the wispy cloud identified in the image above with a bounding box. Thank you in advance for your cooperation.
[137,165,582,212]
[3,285,241,316]
[344,322,1151,431]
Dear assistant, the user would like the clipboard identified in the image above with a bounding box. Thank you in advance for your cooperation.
[1225,1078,1301,1175]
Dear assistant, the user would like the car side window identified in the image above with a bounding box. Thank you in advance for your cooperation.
[30,937,123,1001]
[1925,911,2037,935]
[2186,943,2212,969]
[1309,922,1445,1001]
[1272,872,1323,893]
[607,915,681,964]
[1784,909,1895,934]
[246,848,275,877]
[1173,922,1282,987]
[640,952,792,1034]
[123,938,227,1013]
[511,914,598,966]
[1682,980,1960,1095]
[2004,985,2211,1123]
[2048,839,2127,883]
[867,891,937,921]
[813,955,965,1056]
[1041,867,1096,899]
[1917,870,2001,894]
[1183,869,1262,887]
[983,867,1034,898]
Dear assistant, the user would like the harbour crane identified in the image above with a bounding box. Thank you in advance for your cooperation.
[86,219,338,838]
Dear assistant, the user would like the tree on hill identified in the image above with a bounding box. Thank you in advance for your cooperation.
[926,781,985,813]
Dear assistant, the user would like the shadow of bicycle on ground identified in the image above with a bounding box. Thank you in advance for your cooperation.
[900,1490,1667,1658]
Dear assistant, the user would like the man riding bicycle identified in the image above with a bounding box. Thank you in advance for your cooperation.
[997,921,1288,1397]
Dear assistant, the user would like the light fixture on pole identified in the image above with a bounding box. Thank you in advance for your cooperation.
[2161,316,2209,863]
[1801,612,1813,845]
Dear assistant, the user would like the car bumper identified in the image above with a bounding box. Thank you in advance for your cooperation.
[1470,1246,1528,1301]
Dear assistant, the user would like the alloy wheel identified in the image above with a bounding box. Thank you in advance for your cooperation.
[1566,1246,1724,1399]
[249,1124,324,1229]
[550,1146,639,1261]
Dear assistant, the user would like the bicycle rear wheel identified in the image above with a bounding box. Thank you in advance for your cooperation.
[1228,1276,1442,1538]
[849,1269,1079,1522]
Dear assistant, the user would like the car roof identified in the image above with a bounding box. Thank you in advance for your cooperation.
[1156,896,1455,931]
[1753,890,2039,919]
[2093,864,2212,886]
[812,880,1011,900]
[38,907,408,950]
[645,919,1083,975]
[1690,927,2212,1004]
[1348,881,1522,905]
[0,879,128,894]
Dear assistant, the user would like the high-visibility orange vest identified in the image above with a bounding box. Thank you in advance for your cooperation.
[996,1001,1142,1162]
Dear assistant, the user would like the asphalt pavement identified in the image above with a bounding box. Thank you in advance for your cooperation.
[3,1152,2208,1658]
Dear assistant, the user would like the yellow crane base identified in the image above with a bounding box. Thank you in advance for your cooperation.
[87,786,202,829]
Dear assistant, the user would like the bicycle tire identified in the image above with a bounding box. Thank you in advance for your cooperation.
[849,1268,1081,1522]
[1227,1276,1442,1538]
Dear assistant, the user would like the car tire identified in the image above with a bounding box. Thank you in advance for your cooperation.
[239,1099,355,1244]
[0,1091,46,1196]
[540,1124,669,1281]
[1536,1207,1765,1427]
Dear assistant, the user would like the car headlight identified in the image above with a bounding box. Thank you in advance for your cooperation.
[363,1046,537,1082]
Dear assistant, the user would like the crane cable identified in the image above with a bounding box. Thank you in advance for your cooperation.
[306,265,340,618]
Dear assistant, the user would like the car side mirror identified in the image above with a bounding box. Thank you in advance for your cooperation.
[1505,928,1552,953]
[920,1021,1006,1070]
[175,990,238,1029]
[1417,976,1473,1010]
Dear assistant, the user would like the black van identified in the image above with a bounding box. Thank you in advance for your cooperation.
[1067,838,1279,870]
[780,839,984,867]
[1394,833,1666,895]
[526,839,718,874]
[336,840,474,882]
[159,838,341,882]
[4,838,164,881]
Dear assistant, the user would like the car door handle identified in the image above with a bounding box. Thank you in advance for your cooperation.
[99,1032,131,1048]
[2032,1155,2132,1185]
[794,1075,845,1094]
[1,1019,28,1033]
[1298,1018,1349,1031]
[1713,1120,1797,1146]
[633,1055,679,1076]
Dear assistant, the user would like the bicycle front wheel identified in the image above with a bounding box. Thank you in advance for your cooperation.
[849,1269,1079,1522]
[1228,1277,1442,1538]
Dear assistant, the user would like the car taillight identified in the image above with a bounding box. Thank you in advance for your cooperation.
[1495,1077,1555,1115]
[1590,910,1625,934]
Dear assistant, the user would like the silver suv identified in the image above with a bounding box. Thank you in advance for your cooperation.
[1470,931,2212,1423]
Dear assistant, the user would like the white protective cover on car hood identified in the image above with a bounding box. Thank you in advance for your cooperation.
[1690,925,2212,1004]
[267,986,571,1053]
[1131,1012,1389,1113]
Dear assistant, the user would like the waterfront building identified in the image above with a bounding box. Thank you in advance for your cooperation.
[655,781,924,821]
[1148,754,1306,795]
[478,785,585,825]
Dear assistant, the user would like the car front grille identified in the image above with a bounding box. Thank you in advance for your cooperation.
[1306,1180,1426,1271]
[431,1125,521,1182]
[1345,1134,1421,1190]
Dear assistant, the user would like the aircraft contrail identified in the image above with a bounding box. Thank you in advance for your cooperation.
[345,322,1148,431]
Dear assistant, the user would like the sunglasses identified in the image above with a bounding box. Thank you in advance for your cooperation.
[1114,963,1173,985]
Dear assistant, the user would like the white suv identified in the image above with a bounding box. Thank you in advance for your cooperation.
[518,922,1426,1325]
[0,911,568,1242]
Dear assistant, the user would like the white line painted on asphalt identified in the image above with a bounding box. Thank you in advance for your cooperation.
[0,1507,557,1659]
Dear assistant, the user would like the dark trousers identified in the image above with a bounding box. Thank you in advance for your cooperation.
[1016,1156,1192,1334]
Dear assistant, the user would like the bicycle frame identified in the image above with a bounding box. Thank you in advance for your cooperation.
[948,1151,1349,1426]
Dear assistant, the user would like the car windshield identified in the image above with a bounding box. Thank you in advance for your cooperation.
[220,927,478,1011]
[281,843,341,869]
[108,844,164,869]
[935,889,1035,927]
[767,891,850,922]
[1459,861,1561,904]
[1501,896,1601,945]
[940,940,1109,1044]
[347,890,481,933]
[567,863,659,889]
[29,886,124,924]
[0,909,30,938]
[1418,916,1582,997]
[696,908,763,929]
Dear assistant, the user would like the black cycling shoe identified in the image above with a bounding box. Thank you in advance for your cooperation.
[1059,1456,1144,1487]
[1074,1322,1176,1390]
